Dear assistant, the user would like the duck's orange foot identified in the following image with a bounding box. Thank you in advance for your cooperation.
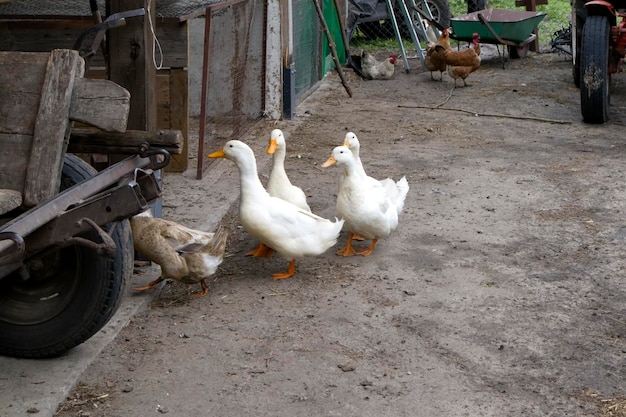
[356,239,378,256]
[336,246,356,257]
[272,260,296,280]
[246,242,274,258]
[351,234,366,241]
[133,276,164,291]
[336,233,356,256]
[191,280,209,298]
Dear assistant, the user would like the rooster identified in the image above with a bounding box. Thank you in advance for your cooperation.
[424,28,452,81]
[131,209,229,298]
[361,50,397,80]
[435,32,481,87]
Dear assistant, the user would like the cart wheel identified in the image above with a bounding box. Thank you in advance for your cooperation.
[508,44,529,59]
[0,154,133,358]
[580,15,610,124]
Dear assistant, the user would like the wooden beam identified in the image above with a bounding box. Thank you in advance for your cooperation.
[106,0,157,131]
[25,50,84,206]
[69,128,183,155]
[265,0,281,120]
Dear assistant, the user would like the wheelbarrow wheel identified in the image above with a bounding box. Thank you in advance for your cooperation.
[0,154,133,358]
[580,15,610,124]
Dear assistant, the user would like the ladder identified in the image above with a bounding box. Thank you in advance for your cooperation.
[384,0,440,73]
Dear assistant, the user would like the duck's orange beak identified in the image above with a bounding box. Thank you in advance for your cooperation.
[208,149,225,158]
[266,139,278,155]
[321,155,336,168]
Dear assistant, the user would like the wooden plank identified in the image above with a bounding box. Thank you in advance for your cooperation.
[69,78,130,132]
[68,128,183,155]
[0,133,31,193]
[165,68,188,172]
[0,51,47,135]
[265,0,282,120]
[24,49,84,206]
[153,18,188,68]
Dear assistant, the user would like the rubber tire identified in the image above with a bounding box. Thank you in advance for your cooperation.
[0,154,133,358]
[424,0,451,30]
[580,15,611,124]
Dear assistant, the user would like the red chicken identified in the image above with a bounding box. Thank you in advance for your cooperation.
[424,28,452,81]
[435,33,481,87]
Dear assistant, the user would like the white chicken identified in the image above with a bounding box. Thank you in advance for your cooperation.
[361,50,397,80]
[131,209,228,298]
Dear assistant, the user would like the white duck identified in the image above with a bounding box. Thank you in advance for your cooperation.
[322,146,403,257]
[343,132,409,215]
[246,129,313,258]
[131,209,228,298]
[208,140,344,279]
[266,129,311,211]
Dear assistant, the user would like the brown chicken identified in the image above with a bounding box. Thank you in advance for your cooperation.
[436,32,481,86]
[424,28,452,81]
[361,50,397,80]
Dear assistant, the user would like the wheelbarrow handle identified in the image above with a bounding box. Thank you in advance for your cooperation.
[477,12,515,47]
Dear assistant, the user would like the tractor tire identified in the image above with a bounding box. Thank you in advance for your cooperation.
[580,15,611,124]
[0,154,133,358]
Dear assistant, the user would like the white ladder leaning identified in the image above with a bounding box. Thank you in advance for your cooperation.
[383,0,440,73]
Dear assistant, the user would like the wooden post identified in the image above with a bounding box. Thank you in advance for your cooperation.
[106,0,157,132]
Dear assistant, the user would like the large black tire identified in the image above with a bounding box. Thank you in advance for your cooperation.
[424,0,451,30]
[0,154,133,358]
[580,15,611,124]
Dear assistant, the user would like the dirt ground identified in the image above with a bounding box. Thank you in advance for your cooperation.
[53,48,626,417]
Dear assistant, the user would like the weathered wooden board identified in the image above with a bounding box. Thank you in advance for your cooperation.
[70,78,130,132]
[157,69,188,172]
[24,49,84,206]
[0,133,31,193]
[68,128,183,155]
[0,51,48,135]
